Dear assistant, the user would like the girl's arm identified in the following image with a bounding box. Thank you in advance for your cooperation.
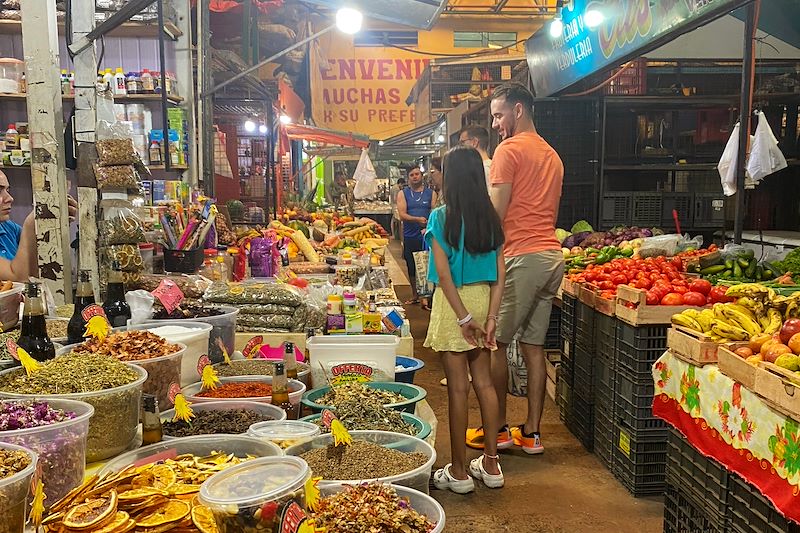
[0,212,36,281]
[431,238,484,346]
[484,249,505,350]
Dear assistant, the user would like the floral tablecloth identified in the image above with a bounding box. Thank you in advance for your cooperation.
[653,350,800,523]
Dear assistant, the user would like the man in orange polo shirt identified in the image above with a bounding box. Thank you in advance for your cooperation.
[467,82,564,455]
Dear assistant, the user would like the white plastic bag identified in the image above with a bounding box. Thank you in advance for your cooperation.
[718,122,740,196]
[352,148,379,199]
[507,335,526,396]
[747,111,787,182]
[126,290,154,324]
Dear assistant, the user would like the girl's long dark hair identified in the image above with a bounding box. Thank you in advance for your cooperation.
[442,146,505,254]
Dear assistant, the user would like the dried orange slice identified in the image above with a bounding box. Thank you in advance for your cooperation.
[62,490,118,530]
[118,488,169,501]
[50,474,100,514]
[191,505,219,533]
[149,465,178,489]
[168,484,201,498]
[90,511,130,533]
[136,500,190,528]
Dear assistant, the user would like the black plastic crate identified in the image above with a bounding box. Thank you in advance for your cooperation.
[601,193,633,228]
[594,353,614,411]
[557,375,572,424]
[614,368,667,431]
[632,192,663,227]
[694,192,725,229]
[616,321,668,375]
[561,294,576,342]
[663,484,728,533]
[666,428,729,523]
[662,192,694,230]
[568,393,594,451]
[576,302,595,349]
[613,422,667,497]
[573,343,595,391]
[595,313,617,361]
[730,475,800,533]
[545,305,562,350]
[594,407,614,469]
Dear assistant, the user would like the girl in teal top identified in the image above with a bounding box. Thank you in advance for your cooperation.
[424,146,506,494]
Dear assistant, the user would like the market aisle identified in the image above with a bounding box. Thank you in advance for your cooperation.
[389,242,663,532]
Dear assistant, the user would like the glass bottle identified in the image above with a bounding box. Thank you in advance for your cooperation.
[368,294,377,313]
[271,362,296,420]
[17,282,55,362]
[67,270,95,345]
[141,394,163,445]
[284,342,298,380]
[304,328,315,363]
[103,262,131,327]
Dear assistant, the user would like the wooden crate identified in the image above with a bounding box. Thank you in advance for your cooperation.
[594,293,616,316]
[562,277,580,296]
[718,346,757,389]
[754,361,800,420]
[667,326,747,366]
[615,285,697,326]
[578,284,596,306]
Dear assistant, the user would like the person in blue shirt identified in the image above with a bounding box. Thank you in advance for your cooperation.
[0,171,21,261]
[396,166,437,304]
[425,146,506,495]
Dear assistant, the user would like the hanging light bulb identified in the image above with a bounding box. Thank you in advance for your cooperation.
[259,124,268,134]
[585,8,604,28]
[279,114,291,125]
[244,119,256,132]
[378,140,385,146]
[436,134,445,143]
[549,15,563,38]
[336,7,363,35]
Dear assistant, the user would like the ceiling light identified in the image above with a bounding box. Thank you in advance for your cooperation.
[336,7,363,35]
[436,134,445,143]
[259,124,267,134]
[279,114,292,125]
[585,9,604,28]
[244,119,256,132]
[549,16,563,38]
[378,140,385,146]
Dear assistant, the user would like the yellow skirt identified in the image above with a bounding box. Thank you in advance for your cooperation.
[424,284,490,353]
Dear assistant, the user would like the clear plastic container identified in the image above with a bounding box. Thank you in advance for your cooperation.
[247,420,320,450]
[0,281,23,331]
[99,434,282,477]
[57,341,185,409]
[299,411,431,441]
[0,364,147,462]
[182,376,306,418]
[160,400,286,439]
[123,321,212,386]
[0,441,37,531]
[307,335,398,386]
[317,483,445,533]
[215,358,311,390]
[199,456,310,531]
[302,381,427,414]
[145,305,239,364]
[0,398,93,503]
[0,58,23,93]
[283,430,436,494]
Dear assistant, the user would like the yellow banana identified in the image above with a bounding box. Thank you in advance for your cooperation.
[672,314,703,333]
[736,297,766,319]
[696,309,715,333]
[786,301,800,320]
[766,308,783,334]
[711,320,750,341]
[722,306,761,336]
[725,283,776,302]
[726,304,758,321]
[759,314,772,332]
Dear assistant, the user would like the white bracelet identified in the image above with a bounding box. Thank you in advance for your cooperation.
[457,313,473,327]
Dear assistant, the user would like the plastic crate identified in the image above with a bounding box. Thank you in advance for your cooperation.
[614,369,667,431]
[631,192,663,228]
[557,375,572,424]
[594,407,614,470]
[694,192,725,229]
[595,313,617,361]
[661,192,694,230]
[594,353,614,411]
[561,294,576,342]
[730,475,800,533]
[616,322,668,375]
[603,58,647,96]
[545,306,561,350]
[573,344,595,398]
[575,302,595,349]
[600,193,633,228]
[613,422,667,497]
[665,428,729,523]
[568,393,594,451]
[663,484,729,533]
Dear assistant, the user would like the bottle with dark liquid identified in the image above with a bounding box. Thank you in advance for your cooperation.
[67,270,95,344]
[103,262,131,327]
[18,282,55,362]
[284,341,298,380]
[271,362,296,420]
[305,328,315,363]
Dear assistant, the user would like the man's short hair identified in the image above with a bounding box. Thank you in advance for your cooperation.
[397,178,406,185]
[491,82,534,117]
[459,125,489,151]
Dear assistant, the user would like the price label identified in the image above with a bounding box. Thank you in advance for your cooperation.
[151,279,184,314]
[6,338,19,361]
[168,382,181,405]
[321,409,337,429]
[243,336,263,359]
[81,304,107,322]
[196,355,211,376]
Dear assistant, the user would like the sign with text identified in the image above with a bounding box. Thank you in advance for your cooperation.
[311,32,429,139]
[525,0,749,97]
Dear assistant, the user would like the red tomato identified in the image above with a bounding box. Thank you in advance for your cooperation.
[600,290,616,300]
[689,279,712,296]
[651,285,670,301]
[585,271,598,282]
[661,293,684,306]
[646,290,660,305]
[598,281,615,291]
[671,256,683,270]
[708,244,718,252]
[682,291,707,306]
[635,278,653,290]
[709,286,733,303]
[597,273,612,283]
[671,285,689,295]
[612,274,628,286]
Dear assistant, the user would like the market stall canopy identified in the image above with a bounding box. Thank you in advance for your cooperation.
[284,123,370,148]
[732,0,800,49]
[301,0,446,30]
[382,117,445,146]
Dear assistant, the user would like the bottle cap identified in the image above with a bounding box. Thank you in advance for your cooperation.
[115,67,123,73]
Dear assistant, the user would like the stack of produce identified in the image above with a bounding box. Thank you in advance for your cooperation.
[686,247,781,283]
[558,221,658,257]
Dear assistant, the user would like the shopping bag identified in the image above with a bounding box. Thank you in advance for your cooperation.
[717,122,740,197]
[747,111,787,182]
[353,148,379,199]
[506,335,526,396]
[413,251,434,299]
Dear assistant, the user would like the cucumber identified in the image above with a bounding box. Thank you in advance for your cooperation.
[722,269,733,277]
[743,248,755,260]
[738,257,750,269]
[745,259,757,279]
[756,265,764,281]
[725,259,734,269]
[764,269,774,279]
[700,264,726,275]
[734,262,743,279]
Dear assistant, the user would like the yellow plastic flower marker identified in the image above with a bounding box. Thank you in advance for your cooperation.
[201,364,220,391]
[322,409,351,447]
[84,315,110,342]
[172,393,194,423]
[30,478,45,528]
[216,337,233,365]
[304,476,322,512]
[17,345,40,376]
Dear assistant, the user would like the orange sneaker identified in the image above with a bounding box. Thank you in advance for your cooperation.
[466,426,514,450]
[511,426,544,455]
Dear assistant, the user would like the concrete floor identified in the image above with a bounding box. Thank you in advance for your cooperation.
[389,243,664,532]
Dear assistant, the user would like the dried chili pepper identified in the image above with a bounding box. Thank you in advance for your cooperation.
[196,382,273,398]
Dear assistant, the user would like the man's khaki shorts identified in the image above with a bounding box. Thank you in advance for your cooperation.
[496,250,564,346]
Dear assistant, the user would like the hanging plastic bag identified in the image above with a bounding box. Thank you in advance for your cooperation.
[353,148,379,199]
[747,111,787,182]
[718,122,739,197]
[506,334,526,396]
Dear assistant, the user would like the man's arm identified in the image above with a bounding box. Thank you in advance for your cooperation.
[396,190,426,225]
[430,190,438,209]
[0,212,36,281]
[490,183,512,220]
[488,144,515,220]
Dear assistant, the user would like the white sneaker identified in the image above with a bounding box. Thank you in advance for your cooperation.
[433,464,474,494]
[469,456,504,488]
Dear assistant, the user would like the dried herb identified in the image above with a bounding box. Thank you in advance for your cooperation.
[0,353,138,394]
[204,282,303,306]
[315,399,415,436]
[162,408,276,438]
[196,382,273,399]
[45,319,69,339]
[94,164,140,189]
[318,383,406,408]
[0,448,32,533]
[299,440,427,481]
[95,139,137,167]
[215,359,309,378]
[152,305,224,320]
[0,448,29,479]
[0,330,20,361]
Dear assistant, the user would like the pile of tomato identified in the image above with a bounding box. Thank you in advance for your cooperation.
[568,255,733,306]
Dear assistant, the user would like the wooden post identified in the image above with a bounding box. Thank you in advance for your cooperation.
[21,0,72,304]
[72,0,100,301]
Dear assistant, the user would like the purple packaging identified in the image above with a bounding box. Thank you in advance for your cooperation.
[326,314,345,334]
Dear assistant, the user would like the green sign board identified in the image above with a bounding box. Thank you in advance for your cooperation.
[525,0,752,97]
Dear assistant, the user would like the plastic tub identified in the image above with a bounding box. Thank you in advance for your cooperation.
[214,358,312,390]
[0,364,146,462]
[124,321,212,386]
[307,334,399,386]
[0,58,23,93]
[302,382,427,414]
[0,399,93,503]
[284,430,436,494]
[299,411,431,441]
[395,356,425,384]
[247,420,320,449]
[99,434,283,477]
[0,281,23,331]
[0,442,37,531]
[145,305,239,364]
[57,341,185,409]
[199,456,310,530]
[160,400,286,439]
[316,483,445,533]
[182,376,306,418]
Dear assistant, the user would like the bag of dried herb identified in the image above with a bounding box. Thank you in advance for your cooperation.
[0,399,93,503]
[94,164,142,190]
[98,202,146,246]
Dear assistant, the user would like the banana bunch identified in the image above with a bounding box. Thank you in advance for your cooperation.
[671,299,778,342]
[725,283,777,303]
[770,292,800,320]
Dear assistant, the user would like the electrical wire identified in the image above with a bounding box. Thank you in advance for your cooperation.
[561,61,634,97]
[384,39,526,58]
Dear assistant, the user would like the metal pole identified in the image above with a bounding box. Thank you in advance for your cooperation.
[197,0,214,195]
[156,0,171,172]
[733,0,759,244]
